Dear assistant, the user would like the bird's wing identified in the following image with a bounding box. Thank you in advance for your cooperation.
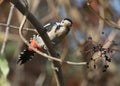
[43,22,58,32]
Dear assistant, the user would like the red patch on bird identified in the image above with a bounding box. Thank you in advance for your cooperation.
[28,39,39,51]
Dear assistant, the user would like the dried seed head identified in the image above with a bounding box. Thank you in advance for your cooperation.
[82,32,118,72]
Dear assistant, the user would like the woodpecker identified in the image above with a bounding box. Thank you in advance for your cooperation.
[17,18,72,65]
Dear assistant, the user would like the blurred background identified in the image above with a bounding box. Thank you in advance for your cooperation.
[0,0,120,86]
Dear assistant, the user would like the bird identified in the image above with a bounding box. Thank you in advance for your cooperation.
[17,18,72,65]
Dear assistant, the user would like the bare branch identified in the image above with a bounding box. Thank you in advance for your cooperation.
[87,0,120,30]
[103,19,120,48]
[0,23,37,32]
[1,4,14,54]
[5,0,64,85]
[97,0,104,34]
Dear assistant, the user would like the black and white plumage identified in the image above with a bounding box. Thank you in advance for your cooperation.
[17,18,72,65]
[17,49,34,64]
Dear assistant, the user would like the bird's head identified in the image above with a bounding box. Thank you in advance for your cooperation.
[61,18,72,27]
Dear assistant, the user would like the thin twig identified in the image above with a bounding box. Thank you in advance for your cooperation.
[1,4,14,54]
[0,23,37,32]
[103,30,117,49]
[97,0,104,35]
[103,19,120,48]
[87,0,120,30]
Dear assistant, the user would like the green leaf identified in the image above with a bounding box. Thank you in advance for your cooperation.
[0,55,9,78]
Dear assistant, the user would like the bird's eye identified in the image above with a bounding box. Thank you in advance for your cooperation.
[61,20,64,23]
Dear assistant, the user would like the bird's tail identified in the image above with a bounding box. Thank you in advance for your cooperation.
[17,49,35,65]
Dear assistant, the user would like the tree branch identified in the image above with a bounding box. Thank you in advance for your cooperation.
[87,0,120,30]
[0,23,37,32]
[1,4,14,54]
[5,0,64,85]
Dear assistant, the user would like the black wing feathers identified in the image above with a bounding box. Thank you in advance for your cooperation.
[17,49,34,65]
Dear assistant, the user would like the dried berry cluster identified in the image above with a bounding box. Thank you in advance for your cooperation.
[83,37,117,72]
